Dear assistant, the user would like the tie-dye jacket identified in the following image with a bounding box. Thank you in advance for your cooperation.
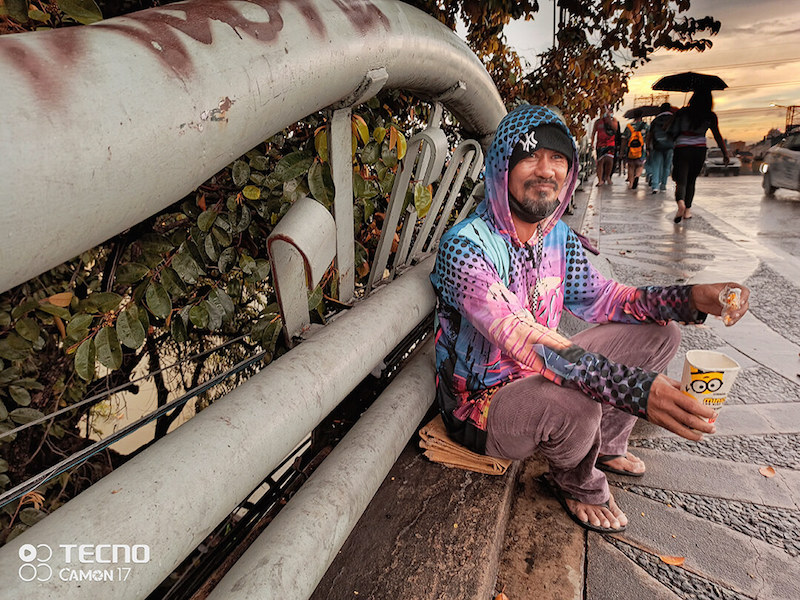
[430,105,705,453]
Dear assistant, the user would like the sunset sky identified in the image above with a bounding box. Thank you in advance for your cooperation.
[505,0,800,145]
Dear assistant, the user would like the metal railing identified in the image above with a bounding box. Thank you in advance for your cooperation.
[0,1,506,598]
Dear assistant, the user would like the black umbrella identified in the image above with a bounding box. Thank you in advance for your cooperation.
[623,105,663,119]
[652,71,728,92]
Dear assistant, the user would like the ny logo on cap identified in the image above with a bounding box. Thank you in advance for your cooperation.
[520,130,538,153]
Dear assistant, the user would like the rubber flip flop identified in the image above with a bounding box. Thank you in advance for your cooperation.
[596,454,645,477]
[539,473,627,534]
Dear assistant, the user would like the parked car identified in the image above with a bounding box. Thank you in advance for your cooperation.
[702,147,741,176]
[761,131,800,195]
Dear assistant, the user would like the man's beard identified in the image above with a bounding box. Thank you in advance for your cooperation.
[508,179,561,224]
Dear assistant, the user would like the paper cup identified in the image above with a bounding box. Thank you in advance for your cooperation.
[681,350,741,424]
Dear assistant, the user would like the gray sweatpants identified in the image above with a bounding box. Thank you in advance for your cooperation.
[485,321,681,505]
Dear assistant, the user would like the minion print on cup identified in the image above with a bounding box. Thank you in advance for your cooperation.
[681,350,741,424]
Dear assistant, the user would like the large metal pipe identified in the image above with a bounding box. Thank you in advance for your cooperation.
[207,342,435,600]
[0,257,435,598]
[0,0,505,293]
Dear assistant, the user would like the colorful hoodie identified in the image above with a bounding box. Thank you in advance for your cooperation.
[430,105,705,453]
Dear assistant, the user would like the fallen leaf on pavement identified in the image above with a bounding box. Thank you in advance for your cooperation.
[759,466,776,478]
[659,555,685,566]
[494,593,509,600]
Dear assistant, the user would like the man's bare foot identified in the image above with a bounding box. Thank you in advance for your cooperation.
[597,452,646,476]
[565,493,628,530]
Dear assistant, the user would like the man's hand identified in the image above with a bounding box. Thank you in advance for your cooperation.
[647,374,716,441]
[690,282,750,325]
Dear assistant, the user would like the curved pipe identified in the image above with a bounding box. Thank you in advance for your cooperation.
[0,0,505,293]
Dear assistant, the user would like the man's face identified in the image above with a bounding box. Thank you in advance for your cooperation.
[508,148,569,222]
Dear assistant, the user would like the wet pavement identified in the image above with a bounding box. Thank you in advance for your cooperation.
[495,173,800,599]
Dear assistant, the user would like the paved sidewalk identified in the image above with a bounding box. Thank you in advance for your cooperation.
[496,175,800,600]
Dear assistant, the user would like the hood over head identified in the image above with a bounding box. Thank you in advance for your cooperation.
[484,104,579,247]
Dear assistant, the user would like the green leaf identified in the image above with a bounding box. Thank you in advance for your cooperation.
[116,262,150,285]
[36,303,71,319]
[75,338,96,381]
[232,160,251,187]
[5,0,27,21]
[0,458,7,473]
[9,386,31,407]
[141,233,174,256]
[197,210,217,232]
[88,292,123,313]
[0,400,7,422]
[208,288,235,320]
[381,144,398,168]
[233,205,252,233]
[212,225,233,248]
[9,407,45,425]
[0,312,10,328]
[204,300,223,331]
[242,185,261,200]
[189,305,209,329]
[307,285,324,311]
[14,318,40,342]
[218,247,237,274]
[308,161,335,207]
[160,266,186,297]
[361,141,381,165]
[0,334,31,361]
[363,197,375,223]
[274,152,314,183]
[12,299,38,319]
[172,250,202,284]
[58,0,103,25]
[373,126,387,144]
[414,183,433,219]
[244,259,271,283]
[13,378,43,391]
[314,129,328,162]
[95,327,122,370]
[204,234,220,262]
[29,8,49,22]
[170,315,187,343]
[145,283,172,319]
[249,154,269,171]
[0,367,21,385]
[116,307,146,349]
[66,314,94,340]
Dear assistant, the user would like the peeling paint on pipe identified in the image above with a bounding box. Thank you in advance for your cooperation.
[0,0,504,293]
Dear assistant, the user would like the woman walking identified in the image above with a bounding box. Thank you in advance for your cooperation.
[669,89,729,223]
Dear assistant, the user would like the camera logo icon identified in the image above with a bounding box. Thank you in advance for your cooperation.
[18,543,53,582]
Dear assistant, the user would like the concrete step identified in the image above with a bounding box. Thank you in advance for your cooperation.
[309,438,518,600]
[605,448,800,509]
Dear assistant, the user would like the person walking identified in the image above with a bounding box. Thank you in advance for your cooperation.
[646,103,675,194]
[622,109,648,189]
[591,108,620,186]
[669,90,729,222]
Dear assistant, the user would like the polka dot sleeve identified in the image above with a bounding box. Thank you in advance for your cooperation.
[563,230,705,325]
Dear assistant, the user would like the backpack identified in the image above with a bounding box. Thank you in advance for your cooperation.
[651,114,675,150]
[626,123,644,159]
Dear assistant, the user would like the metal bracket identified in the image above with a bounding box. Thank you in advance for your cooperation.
[267,196,336,346]
[329,68,389,110]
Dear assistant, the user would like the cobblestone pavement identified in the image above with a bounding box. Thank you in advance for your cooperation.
[497,175,800,600]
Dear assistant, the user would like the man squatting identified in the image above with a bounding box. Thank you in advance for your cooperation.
[430,105,750,532]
